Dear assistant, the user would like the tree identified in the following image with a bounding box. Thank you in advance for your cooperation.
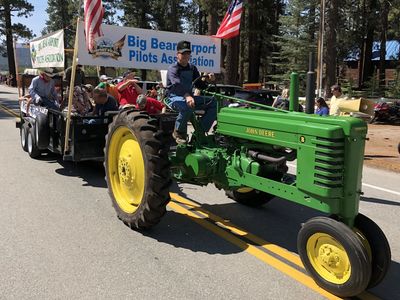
[0,0,34,86]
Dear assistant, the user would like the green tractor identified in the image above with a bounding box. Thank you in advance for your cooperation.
[104,75,390,298]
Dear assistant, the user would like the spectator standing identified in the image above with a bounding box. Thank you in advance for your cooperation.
[329,85,347,116]
[64,64,85,86]
[116,70,143,107]
[315,97,329,116]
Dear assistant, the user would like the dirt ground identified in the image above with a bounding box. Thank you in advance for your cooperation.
[364,123,400,173]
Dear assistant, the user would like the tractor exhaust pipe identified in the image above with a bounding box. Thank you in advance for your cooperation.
[305,52,316,114]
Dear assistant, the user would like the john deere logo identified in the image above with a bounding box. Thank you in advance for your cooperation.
[300,136,306,143]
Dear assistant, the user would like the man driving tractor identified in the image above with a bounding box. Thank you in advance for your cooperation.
[166,40,217,144]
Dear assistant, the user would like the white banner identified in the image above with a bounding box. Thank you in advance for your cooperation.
[77,21,221,73]
[30,30,65,68]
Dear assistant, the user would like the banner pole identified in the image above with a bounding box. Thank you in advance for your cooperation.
[63,18,80,156]
[13,38,21,98]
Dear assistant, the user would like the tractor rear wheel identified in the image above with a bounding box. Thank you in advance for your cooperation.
[297,217,371,297]
[105,111,171,229]
[225,188,274,207]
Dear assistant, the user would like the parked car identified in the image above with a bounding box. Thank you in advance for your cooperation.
[206,84,244,97]
[231,89,275,107]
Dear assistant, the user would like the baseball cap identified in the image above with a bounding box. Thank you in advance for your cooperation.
[97,82,107,89]
[99,75,111,81]
[177,40,191,54]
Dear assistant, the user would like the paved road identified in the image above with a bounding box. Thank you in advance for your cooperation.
[1,85,399,300]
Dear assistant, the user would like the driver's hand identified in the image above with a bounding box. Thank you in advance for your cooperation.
[186,96,195,108]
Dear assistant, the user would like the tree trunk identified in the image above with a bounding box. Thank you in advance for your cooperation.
[4,2,16,87]
[224,36,240,85]
[170,0,178,32]
[324,0,338,96]
[247,0,260,83]
[379,0,389,88]
[208,11,218,35]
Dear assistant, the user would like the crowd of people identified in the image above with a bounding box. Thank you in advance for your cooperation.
[26,40,216,144]
[271,84,348,117]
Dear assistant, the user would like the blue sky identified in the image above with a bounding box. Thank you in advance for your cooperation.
[13,1,49,39]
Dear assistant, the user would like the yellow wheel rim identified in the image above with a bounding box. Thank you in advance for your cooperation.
[306,233,351,284]
[107,126,145,214]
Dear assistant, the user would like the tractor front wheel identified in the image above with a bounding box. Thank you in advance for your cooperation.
[105,111,171,229]
[297,217,371,297]
[354,213,391,288]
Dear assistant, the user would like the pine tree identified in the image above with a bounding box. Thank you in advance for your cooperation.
[0,0,34,86]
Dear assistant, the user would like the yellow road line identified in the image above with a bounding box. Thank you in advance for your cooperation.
[168,199,342,300]
[170,192,304,268]
[0,103,19,118]
[169,193,379,300]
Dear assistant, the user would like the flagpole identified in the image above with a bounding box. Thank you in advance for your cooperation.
[63,17,80,156]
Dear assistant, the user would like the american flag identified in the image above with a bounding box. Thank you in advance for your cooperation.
[84,0,104,51]
[214,0,243,39]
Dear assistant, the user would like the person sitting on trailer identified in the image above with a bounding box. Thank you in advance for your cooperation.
[97,76,119,102]
[166,40,217,144]
[64,64,85,86]
[92,88,118,116]
[136,94,166,114]
[116,70,143,108]
[28,68,59,110]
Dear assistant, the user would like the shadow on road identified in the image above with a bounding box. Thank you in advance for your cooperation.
[52,158,107,188]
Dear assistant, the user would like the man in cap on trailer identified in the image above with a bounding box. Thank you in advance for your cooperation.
[166,40,217,144]
[28,68,59,110]
[64,64,86,86]
[116,69,143,107]
[97,74,119,101]
[136,94,166,114]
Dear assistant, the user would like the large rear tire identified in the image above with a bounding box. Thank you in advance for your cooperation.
[297,217,371,297]
[105,111,171,229]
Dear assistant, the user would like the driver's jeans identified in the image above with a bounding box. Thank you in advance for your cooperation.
[169,95,217,134]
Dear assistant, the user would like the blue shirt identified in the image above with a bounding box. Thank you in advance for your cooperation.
[94,95,118,116]
[166,63,207,97]
[29,76,58,104]
[315,106,329,116]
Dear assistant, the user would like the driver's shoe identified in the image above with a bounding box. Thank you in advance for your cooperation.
[172,130,187,144]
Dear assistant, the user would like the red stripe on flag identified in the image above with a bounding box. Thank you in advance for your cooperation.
[84,0,104,51]
[214,0,243,39]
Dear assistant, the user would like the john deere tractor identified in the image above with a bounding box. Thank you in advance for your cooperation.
[104,75,391,297]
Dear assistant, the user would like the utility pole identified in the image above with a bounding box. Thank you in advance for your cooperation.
[316,0,325,97]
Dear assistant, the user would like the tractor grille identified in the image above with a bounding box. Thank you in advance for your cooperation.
[313,137,345,188]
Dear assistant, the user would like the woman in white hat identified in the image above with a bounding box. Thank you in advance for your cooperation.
[28,68,59,110]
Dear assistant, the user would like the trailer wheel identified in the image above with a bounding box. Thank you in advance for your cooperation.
[225,188,274,207]
[20,123,28,152]
[105,111,171,229]
[34,113,50,149]
[354,214,391,288]
[297,217,371,297]
[27,126,41,158]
